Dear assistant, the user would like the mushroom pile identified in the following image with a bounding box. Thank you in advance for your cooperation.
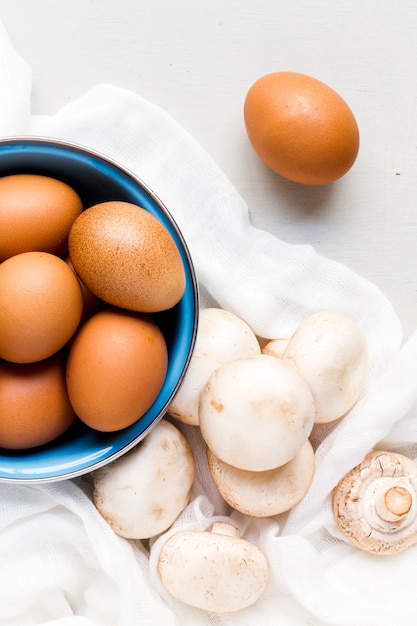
[168,307,369,518]
[90,306,370,613]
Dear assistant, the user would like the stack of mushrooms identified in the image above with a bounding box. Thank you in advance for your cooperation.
[92,306,372,613]
[157,306,369,611]
[91,304,417,612]
[169,307,369,519]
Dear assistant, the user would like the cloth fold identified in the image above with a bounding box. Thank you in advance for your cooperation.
[2,18,417,626]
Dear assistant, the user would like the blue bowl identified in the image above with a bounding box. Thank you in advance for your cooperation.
[0,137,199,482]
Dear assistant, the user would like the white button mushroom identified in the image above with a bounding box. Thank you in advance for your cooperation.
[284,309,368,424]
[207,438,315,517]
[157,522,269,612]
[333,450,417,555]
[92,419,195,539]
[199,354,315,471]
[168,307,261,426]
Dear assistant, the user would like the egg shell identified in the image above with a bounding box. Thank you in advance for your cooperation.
[66,308,168,432]
[0,173,83,262]
[244,71,360,185]
[0,352,77,450]
[0,251,84,363]
[68,201,186,313]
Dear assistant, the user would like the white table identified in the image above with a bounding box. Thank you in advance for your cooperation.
[1,0,416,341]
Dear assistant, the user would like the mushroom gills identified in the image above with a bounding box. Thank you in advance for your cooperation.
[333,450,417,555]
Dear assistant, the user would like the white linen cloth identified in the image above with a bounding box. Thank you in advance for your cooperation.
[2,18,417,626]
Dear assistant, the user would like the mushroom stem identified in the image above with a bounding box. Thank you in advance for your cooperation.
[333,451,417,554]
[211,521,240,537]
[376,486,413,522]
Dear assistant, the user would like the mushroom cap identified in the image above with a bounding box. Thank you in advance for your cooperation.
[92,419,195,539]
[199,354,315,472]
[157,523,269,612]
[193,307,261,362]
[284,309,368,423]
[207,438,315,517]
[167,307,260,426]
[333,450,417,555]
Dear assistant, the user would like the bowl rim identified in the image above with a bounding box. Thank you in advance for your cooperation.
[0,135,199,483]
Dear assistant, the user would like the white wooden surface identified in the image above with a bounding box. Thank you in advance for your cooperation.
[1,0,416,341]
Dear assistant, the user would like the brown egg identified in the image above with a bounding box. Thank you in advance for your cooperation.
[0,352,76,450]
[244,71,360,185]
[66,308,168,432]
[0,251,84,363]
[68,201,186,313]
[0,173,83,262]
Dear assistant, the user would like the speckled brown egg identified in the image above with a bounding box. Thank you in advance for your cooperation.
[0,352,76,450]
[66,307,168,432]
[0,173,83,262]
[0,251,84,363]
[68,201,186,313]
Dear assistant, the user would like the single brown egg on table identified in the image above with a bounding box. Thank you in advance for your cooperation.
[66,307,168,432]
[68,201,186,313]
[0,173,83,262]
[0,352,76,450]
[244,71,360,185]
[0,251,84,363]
